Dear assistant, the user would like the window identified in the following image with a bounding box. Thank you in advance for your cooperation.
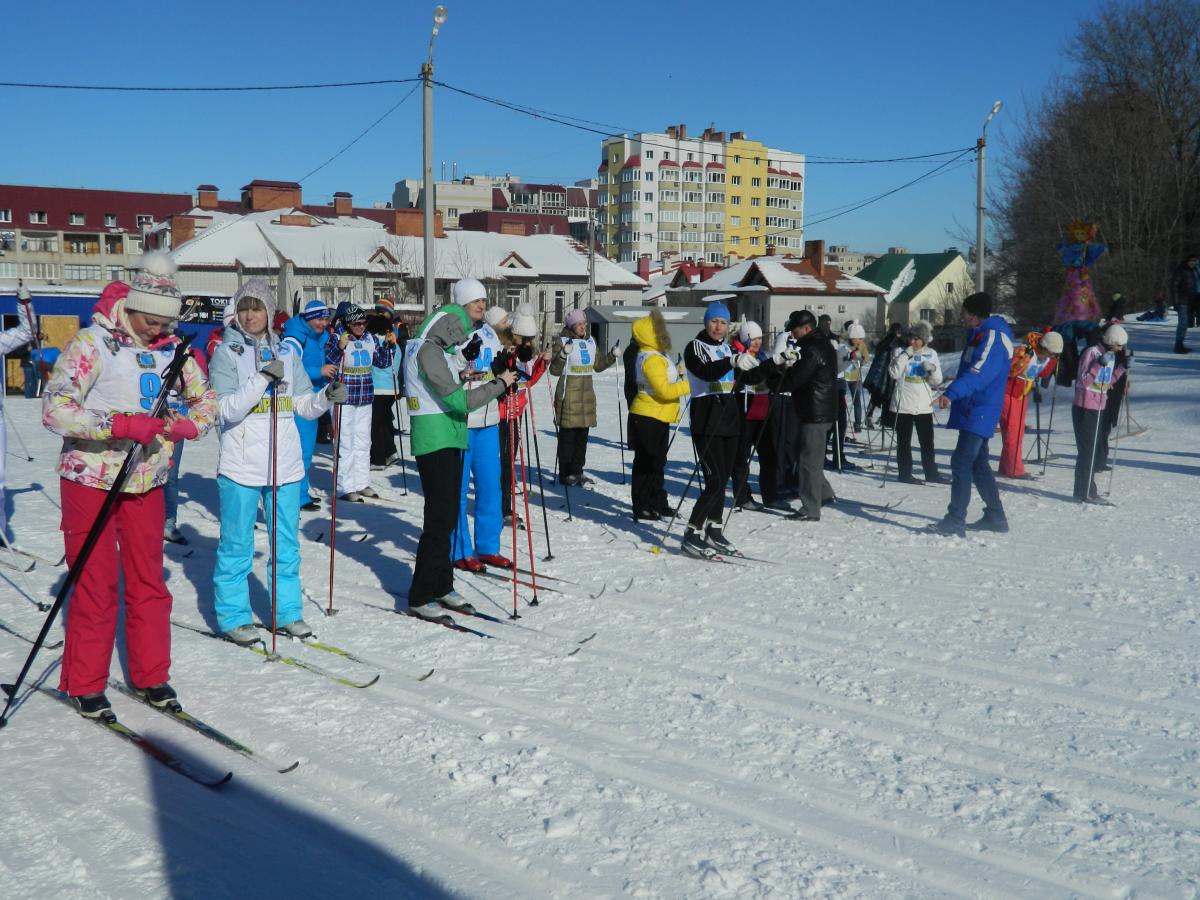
[838,304,847,314]
[539,289,547,313]
[505,288,522,308]
[645,150,654,159]
[686,152,694,161]
[69,212,85,225]
[0,262,16,277]
[730,175,741,186]
[105,235,123,254]
[644,172,654,182]
[751,217,760,228]
[750,197,761,207]
[660,209,680,222]
[104,213,118,227]
[108,266,124,281]
[136,214,153,229]
[684,191,703,203]
[749,237,760,247]
[643,213,654,223]
[128,236,143,252]
[447,208,458,218]
[730,236,740,246]
[643,192,654,202]
[574,291,582,306]
[751,178,761,188]
[706,193,725,204]
[337,287,353,303]
[29,211,47,224]
[730,216,741,227]
[730,196,741,206]
[921,308,935,322]
[0,209,11,223]
[945,281,956,294]
[660,190,679,202]
[0,231,13,250]
[21,234,58,252]
[64,264,103,280]
[554,290,565,322]
[754,157,761,166]
[664,152,671,161]
[21,262,60,279]
[707,171,725,183]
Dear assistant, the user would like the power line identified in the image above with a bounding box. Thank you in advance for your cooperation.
[0,78,420,92]
[298,83,420,184]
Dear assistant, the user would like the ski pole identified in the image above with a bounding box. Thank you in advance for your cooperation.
[651,415,723,555]
[524,403,554,560]
[508,401,520,620]
[1025,387,1043,463]
[3,406,34,462]
[723,393,776,529]
[665,396,692,456]
[545,375,573,521]
[517,412,540,607]
[1041,374,1058,477]
[879,415,897,487]
[390,363,408,496]
[269,374,279,656]
[616,364,627,485]
[0,335,195,728]
[325,357,345,617]
[1084,360,1113,500]
[0,530,48,610]
[1105,391,1124,497]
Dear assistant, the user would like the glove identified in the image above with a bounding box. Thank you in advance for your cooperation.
[259,359,285,383]
[609,341,620,356]
[516,342,534,363]
[772,349,798,366]
[676,360,688,377]
[111,413,164,446]
[461,333,482,361]
[734,352,759,372]
[325,381,348,404]
[165,418,199,442]
[490,351,513,378]
[921,360,935,374]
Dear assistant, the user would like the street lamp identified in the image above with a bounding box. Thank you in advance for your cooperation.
[422,5,448,314]
[975,99,1002,293]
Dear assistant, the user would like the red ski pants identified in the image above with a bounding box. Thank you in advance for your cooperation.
[58,479,172,696]
[998,388,1029,477]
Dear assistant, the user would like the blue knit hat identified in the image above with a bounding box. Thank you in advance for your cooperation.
[300,300,330,321]
[704,300,731,323]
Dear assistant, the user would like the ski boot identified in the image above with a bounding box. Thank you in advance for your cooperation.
[681,528,717,560]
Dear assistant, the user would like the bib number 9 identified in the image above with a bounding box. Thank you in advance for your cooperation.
[139,372,162,411]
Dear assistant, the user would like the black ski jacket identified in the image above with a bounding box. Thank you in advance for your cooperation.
[786,330,838,424]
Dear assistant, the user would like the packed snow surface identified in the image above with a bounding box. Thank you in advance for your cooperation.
[1,320,1198,898]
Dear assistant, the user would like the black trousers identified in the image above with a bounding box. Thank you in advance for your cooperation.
[894,412,939,479]
[499,416,522,519]
[688,433,738,529]
[732,415,767,506]
[370,395,398,466]
[410,448,463,605]
[1072,405,1103,500]
[629,414,669,514]
[827,387,848,466]
[771,398,800,498]
[557,426,589,481]
[757,398,783,502]
[798,422,835,519]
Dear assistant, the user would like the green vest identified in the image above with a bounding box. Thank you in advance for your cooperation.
[408,306,470,457]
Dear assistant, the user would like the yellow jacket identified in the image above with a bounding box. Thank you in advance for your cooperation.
[629,314,690,424]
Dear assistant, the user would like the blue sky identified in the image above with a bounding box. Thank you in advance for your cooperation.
[1,0,1098,254]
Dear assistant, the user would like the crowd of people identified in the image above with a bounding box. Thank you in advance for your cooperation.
[0,251,1173,720]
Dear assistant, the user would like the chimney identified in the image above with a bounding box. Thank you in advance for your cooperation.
[637,253,652,279]
[765,243,776,256]
[678,123,687,139]
[730,131,745,141]
[196,184,219,210]
[333,191,353,217]
[171,215,198,247]
[390,208,444,238]
[804,239,826,276]
[241,180,302,211]
[666,125,677,139]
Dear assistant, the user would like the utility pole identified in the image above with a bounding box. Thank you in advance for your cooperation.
[422,6,448,315]
[975,100,1003,293]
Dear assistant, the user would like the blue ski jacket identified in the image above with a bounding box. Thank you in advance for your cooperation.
[943,314,1014,438]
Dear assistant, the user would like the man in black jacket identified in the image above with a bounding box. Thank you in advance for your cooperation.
[784,310,837,521]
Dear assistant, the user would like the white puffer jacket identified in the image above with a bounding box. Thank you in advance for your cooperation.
[209,283,331,487]
[887,345,943,415]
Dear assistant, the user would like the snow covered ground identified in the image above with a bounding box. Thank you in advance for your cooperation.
[1,319,1198,899]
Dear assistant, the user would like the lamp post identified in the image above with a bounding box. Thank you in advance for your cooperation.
[975,99,1002,292]
[422,5,448,314]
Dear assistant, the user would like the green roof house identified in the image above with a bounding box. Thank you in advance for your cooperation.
[856,251,973,327]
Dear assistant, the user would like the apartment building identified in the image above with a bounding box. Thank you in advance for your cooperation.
[597,124,805,265]
[0,185,194,288]
[393,175,599,232]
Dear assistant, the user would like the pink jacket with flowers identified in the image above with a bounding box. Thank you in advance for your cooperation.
[1073,343,1126,412]
[41,283,217,493]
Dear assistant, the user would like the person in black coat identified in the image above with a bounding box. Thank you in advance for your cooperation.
[783,310,838,521]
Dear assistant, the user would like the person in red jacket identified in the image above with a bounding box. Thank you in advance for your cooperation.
[495,304,551,528]
[998,330,1062,478]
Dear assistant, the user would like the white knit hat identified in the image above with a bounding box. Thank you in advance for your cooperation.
[126,251,182,319]
[736,321,762,344]
[511,304,538,337]
[1103,324,1128,347]
[452,277,487,306]
[484,305,509,329]
[847,323,867,340]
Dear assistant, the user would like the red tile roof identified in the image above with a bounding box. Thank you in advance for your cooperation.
[682,161,702,168]
[0,184,194,233]
[705,161,725,169]
[658,159,679,166]
[622,155,641,169]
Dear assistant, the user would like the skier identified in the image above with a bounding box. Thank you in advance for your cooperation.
[1072,324,1128,503]
[997,330,1062,479]
[451,294,517,571]
[368,302,402,470]
[41,256,217,717]
[1171,253,1196,354]
[931,292,1015,536]
[628,309,691,520]
[680,301,760,557]
[782,311,838,522]
[549,308,617,485]
[764,311,805,510]
[403,280,517,619]
[0,286,36,539]
[844,322,870,436]
[208,279,346,645]
[887,321,946,485]
[497,303,552,529]
[324,303,396,501]
[729,320,782,512]
[281,300,335,510]
[864,322,904,429]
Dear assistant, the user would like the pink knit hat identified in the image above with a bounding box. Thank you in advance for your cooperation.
[564,309,587,328]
